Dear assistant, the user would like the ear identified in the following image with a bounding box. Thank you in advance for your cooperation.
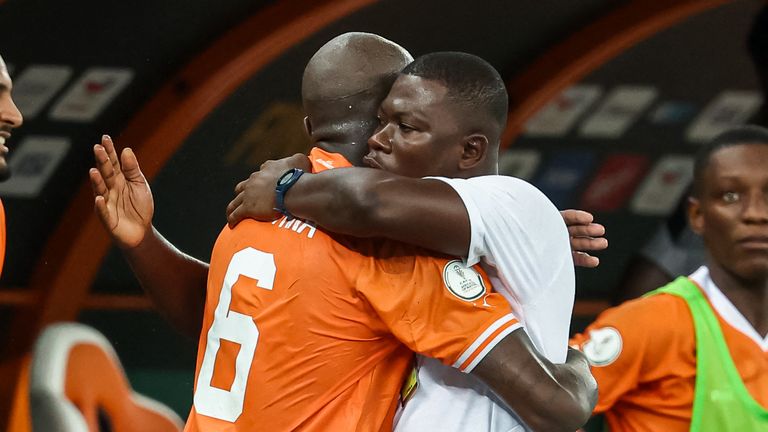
[688,196,704,235]
[458,134,489,170]
[303,116,312,137]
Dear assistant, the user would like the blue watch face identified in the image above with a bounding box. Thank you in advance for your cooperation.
[278,170,296,186]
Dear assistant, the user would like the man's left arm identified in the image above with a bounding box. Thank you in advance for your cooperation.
[226,155,607,264]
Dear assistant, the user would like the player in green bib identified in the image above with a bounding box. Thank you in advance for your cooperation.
[572,125,768,431]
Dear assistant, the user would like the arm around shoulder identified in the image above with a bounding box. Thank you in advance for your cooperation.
[286,168,471,257]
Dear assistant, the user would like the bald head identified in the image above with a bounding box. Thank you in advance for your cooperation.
[303,32,412,102]
[302,33,412,164]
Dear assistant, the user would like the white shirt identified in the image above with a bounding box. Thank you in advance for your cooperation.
[690,266,768,351]
[394,175,575,432]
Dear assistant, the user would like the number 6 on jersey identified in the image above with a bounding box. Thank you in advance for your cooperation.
[194,247,276,422]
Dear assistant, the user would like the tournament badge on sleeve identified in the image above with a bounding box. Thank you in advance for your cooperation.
[442,260,487,302]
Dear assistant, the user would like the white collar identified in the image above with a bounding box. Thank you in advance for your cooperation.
[689,266,768,352]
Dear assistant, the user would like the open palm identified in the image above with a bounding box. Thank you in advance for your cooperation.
[89,135,154,249]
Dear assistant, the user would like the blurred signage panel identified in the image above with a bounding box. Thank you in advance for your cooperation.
[533,151,595,208]
[13,65,73,119]
[579,86,658,139]
[523,85,602,137]
[630,155,694,216]
[579,154,649,212]
[649,101,697,125]
[50,68,133,122]
[686,90,763,143]
[498,149,541,180]
[0,136,70,198]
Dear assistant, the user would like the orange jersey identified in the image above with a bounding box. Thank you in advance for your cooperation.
[186,219,517,432]
[571,285,768,431]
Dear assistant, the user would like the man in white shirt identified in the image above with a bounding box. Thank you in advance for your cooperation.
[227,51,597,431]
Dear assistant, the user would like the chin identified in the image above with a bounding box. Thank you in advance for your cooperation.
[734,260,768,284]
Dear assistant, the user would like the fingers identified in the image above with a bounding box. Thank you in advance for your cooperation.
[120,148,145,182]
[226,193,244,222]
[567,222,606,238]
[570,235,608,252]
[94,144,119,188]
[89,168,107,198]
[94,195,115,229]
[235,178,249,194]
[102,135,122,176]
[227,205,246,228]
[561,209,594,226]
[573,251,600,268]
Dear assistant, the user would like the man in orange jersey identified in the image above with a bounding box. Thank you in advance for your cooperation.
[91,34,598,431]
[570,125,768,431]
[226,50,603,432]
[0,55,24,276]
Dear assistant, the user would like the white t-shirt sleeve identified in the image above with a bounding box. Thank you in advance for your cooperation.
[428,175,575,363]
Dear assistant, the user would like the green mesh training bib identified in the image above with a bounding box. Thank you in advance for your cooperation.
[649,277,768,431]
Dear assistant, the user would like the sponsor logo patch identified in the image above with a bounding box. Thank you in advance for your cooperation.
[443,260,486,301]
[582,327,622,366]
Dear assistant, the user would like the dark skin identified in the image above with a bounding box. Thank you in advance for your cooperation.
[227,75,607,265]
[688,142,768,335]
[90,42,601,430]
[91,134,597,431]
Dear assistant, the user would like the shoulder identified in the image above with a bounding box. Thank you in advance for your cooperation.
[579,293,694,357]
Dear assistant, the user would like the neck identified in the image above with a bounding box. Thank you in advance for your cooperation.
[708,261,768,336]
[315,141,367,167]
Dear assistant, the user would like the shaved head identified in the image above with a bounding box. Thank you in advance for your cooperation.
[301,33,412,165]
[303,32,412,102]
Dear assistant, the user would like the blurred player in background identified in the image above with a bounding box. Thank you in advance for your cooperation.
[571,125,768,431]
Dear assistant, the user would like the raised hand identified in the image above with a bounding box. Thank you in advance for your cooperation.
[89,135,154,249]
[560,209,608,268]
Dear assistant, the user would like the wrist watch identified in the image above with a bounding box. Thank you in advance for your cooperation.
[274,168,304,219]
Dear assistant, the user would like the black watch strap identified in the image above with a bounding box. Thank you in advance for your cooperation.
[274,168,304,218]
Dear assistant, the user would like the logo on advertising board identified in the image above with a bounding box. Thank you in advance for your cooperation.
[686,91,763,143]
[50,68,133,122]
[630,155,694,216]
[533,152,595,208]
[12,65,73,120]
[523,85,603,137]
[0,136,70,198]
[579,154,649,212]
[579,86,658,139]
[498,149,541,180]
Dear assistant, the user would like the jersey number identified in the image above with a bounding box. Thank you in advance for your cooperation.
[193,247,276,422]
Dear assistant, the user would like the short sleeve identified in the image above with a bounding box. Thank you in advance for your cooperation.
[569,294,692,413]
[355,245,519,373]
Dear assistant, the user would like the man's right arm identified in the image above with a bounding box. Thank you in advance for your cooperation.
[90,135,207,339]
[472,330,597,432]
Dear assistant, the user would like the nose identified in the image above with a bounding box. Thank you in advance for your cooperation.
[0,93,23,128]
[743,191,768,224]
[368,125,392,153]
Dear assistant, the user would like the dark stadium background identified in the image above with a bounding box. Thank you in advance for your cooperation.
[0,0,764,421]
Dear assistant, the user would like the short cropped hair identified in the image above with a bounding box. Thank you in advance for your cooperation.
[401,52,508,134]
[692,124,768,197]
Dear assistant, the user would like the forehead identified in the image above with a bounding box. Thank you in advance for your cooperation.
[383,75,450,113]
[706,143,768,182]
